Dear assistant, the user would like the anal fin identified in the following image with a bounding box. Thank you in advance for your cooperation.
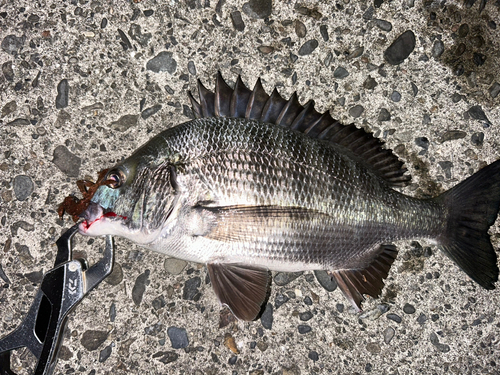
[329,244,398,311]
[207,263,270,321]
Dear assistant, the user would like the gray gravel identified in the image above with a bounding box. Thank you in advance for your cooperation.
[0,0,499,374]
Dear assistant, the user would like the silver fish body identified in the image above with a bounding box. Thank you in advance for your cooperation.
[79,74,500,320]
[101,117,441,268]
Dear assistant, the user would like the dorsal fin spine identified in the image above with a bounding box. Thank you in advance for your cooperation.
[189,73,411,187]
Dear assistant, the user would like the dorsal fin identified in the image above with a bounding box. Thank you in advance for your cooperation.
[188,72,411,187]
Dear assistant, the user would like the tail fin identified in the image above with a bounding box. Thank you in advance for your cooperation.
[436,159,500,289]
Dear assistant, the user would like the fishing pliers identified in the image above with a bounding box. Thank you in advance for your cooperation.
[0,224,114,375]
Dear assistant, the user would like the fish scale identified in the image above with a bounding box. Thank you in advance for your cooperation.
[76,73,500,321]
[140,117,443,268]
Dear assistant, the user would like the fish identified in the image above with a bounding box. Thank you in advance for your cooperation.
[74,72,500,321]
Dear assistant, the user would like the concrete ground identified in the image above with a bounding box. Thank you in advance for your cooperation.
[1,0,499,374]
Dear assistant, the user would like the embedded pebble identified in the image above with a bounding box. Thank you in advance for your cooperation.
[2,61,14,81]
[1,34,25,55]
[82,102,104,111]
[52,145,81,177]
[132,269,150,306]
[359,305,389,321]
[0,263,11,284]
[81,330,108,351]
[417,313,427,324]
[441,130,466,142]
[258,46,274,54]
[260,303,273,329]
[99,345,112,362]
[152,351,178,364]
[415,137,429,153]
[363,76,378,90]
[6,118,30,126]
[144,322,163,336]
[383,327,395,343]
[164,258,187,275]
[128,24,152,47]
[363,6,374,20]
[387,313,402,323]
[390,91,401,102]
[13,175,34,201]
[403,303,416,314]
[152,295,166,310]
[10,221,35,236]
[15,243,33,265]
[298,39,318,56]
[141,104,162,120]
[384,30,416,65]
[167,326,189,349]
[374,19,392,32]
[378,108,391,121]
[55,110,71,128]
[308,350,319,361]
[349,46,364,59]
[224,333,239,354]
[275,293,289,308]
[2,100,17,117]
[183,276,201,301]
[429,332,450,353]
[410,82,418,97]
[349,105,364,118]
[56,79,69,109]
[146,51,177,74]
[117,29,132,50]
[451,93,464,103]
[319,25,329,41]
[295,20,306,38]
[187,61,196,75]
[473,52,486,66]
[105,262,123,285]
[110,114,139,132]
[299,311,313,321]
[298,325,312,334]
[431,40,444,58]
[242,0,272,19]
[471,132,484,147]
[274,271,302,286]
[366,342,381,355]
[230,11,245,31]
[109,303,116,322]
[24,270,43,283]
[324,52,333,67]
[333,67,349,79]
[313,270,337,292]
[489,82,500,99]
[467,105,490,124]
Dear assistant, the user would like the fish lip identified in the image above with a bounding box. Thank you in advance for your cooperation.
[78,202,126,235]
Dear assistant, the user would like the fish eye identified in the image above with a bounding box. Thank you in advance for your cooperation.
[106,169,126,189]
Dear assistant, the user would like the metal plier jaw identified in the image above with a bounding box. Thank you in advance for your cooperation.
[0,224,114,375]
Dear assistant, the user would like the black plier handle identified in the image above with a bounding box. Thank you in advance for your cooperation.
[0,224,114,375]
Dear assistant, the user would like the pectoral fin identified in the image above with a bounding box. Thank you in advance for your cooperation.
[197,204,330,243]
[207,263,270,321]
[329,244,398,311]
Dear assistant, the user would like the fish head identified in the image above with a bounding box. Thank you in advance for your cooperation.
[78,155,178,244]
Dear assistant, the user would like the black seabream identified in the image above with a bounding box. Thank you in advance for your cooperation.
[77,73,500,321]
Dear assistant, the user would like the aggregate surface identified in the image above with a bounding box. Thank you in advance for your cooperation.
[1,0,500,374]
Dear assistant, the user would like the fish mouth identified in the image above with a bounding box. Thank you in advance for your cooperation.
[78,202,127,236]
